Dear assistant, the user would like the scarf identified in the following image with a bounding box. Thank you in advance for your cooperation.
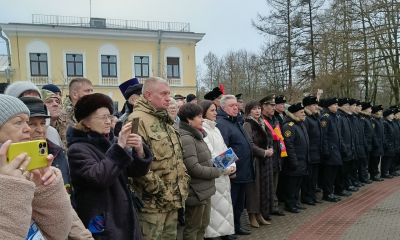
[263,119,287,158]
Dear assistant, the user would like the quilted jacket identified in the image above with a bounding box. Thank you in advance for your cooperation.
[203,119,236,238]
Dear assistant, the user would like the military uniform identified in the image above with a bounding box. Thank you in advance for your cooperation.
[382,109,396,177]
[58,96,77,148]
[370,106,385,180]
[281,103,309,213]
[127,96,190,240]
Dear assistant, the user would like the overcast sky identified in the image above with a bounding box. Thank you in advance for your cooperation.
[0,0,270,66]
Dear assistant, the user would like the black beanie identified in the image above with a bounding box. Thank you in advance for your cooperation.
[75,93,114,122]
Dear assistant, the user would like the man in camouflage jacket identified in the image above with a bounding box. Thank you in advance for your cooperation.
[128,78,190,240]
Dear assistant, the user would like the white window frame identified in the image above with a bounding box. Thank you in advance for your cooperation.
[132,53,153,79]
[63,51,87,79]
[26,39,52,82]
[98,43,120,86]
[164,46,183,86]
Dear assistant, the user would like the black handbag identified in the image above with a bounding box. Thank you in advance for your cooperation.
[127,184,145,212]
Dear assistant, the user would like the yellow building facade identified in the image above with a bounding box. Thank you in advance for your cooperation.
[0,15,204,109]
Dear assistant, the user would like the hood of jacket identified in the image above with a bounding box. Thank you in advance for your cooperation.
[337,107,350,115]
[371,113,382,119]
[66,126,114,152]
[284,110,302,123]
[133,95,174,125]
[179,121,206,140]
[216,108,238,123]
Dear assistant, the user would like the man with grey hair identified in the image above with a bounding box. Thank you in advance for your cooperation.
[127,77,190,239]
[216,94,254,236]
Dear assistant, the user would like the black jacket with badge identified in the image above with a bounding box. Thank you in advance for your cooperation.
[383,118,396,157]
[320,110,346,165]
[274,110,286,128]
[336,108,354,161]
[263,115,282,171]
[371,113,385,157]
[281,111,309,176]
[351,114,368,159]
[359,111,379,152]
[304,108,322,164]
[391,118,400,154]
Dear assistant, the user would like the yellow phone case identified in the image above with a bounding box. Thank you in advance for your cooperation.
[6,140,48,171]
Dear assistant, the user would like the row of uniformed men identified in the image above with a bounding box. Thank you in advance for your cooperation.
[271,96,400,213]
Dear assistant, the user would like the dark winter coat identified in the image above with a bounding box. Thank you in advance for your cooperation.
[391,119,400,154]
[216,108,254,183]
[274,110,286,128]
[336,108,354,161]
[243,117,274,217]
[47,139,75,205]
[179,121,220,206]
[66,127,153,240]
[371,113,385,157]
[359,111,379,152]
[320,110,346,165]
[281,111,309,176]
[352,114,368,159]
[383,118,396,157]
[304,109,322,164]
[263,114,282,171]
[237,110,245,126]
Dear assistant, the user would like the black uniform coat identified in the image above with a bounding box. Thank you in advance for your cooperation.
[263,114,282,172]
[359,111,379,152]
[320,110,346,165]
[216,108,255,183]
[67,127,153,240]
[391,119,400,154]
[304,108,322,164]
[371,113,385,157]
[281,111,309,176]
[383,118,396,157]
[352,114,368,159]
[337,108,354,161]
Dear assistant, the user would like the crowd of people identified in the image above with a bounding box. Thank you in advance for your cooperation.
[1,76,399,240]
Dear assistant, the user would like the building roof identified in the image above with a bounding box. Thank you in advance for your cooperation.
[0,14,205,44]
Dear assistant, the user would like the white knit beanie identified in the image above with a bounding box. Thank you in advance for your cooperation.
[0,94,30,128]
[5,81,41,98]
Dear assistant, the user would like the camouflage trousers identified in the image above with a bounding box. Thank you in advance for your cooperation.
[183,197,212,240]
[139,209,178,240]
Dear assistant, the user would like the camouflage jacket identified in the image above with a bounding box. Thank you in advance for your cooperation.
[128,96,190,213]
[58,96,77,149]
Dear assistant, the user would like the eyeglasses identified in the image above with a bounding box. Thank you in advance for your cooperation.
[168,107,177,111]
[91,115,113,122]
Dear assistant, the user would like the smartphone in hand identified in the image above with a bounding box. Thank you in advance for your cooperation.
[6,140,48,171]
[131,117,140,134]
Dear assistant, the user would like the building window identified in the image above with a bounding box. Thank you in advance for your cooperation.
[66,54,83,77]
[167,57,180,78]
[101,55,117,77]
[30,53,48,76]
[134,56,149,78]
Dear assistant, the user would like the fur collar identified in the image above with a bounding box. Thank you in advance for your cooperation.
[360,111,371,116]
[338,106,350,114]
[284,110,301,122]
[318,106,323,111]
[304,108,313,116]
[371,113,382,119]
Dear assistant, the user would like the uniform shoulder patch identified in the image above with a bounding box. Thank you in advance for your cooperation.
[325,113,329,117]
[321,120,327,127]
[284,130,291,137]
[289,122,294,126]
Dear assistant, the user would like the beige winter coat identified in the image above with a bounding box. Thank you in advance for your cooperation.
[0,167,73,239]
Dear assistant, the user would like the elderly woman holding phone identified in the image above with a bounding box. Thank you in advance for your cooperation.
[66,93,153,240]
[0,94,72,239]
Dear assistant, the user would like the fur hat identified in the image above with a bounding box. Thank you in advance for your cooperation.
[74,93,114,122]
[302,96,318,107]
[204,87,223,101]
[338,98,349,106]
[275,95,287,104]
[288,102,304,113]
[349,99,357,105]
[361,102,372,111]
[324,97,339,108]
[318,98,325,108]
[371,105,383,114]
[124,84,143,100]
[186,94,197,103]
[5,81,41,98]
[383,108,395,117]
